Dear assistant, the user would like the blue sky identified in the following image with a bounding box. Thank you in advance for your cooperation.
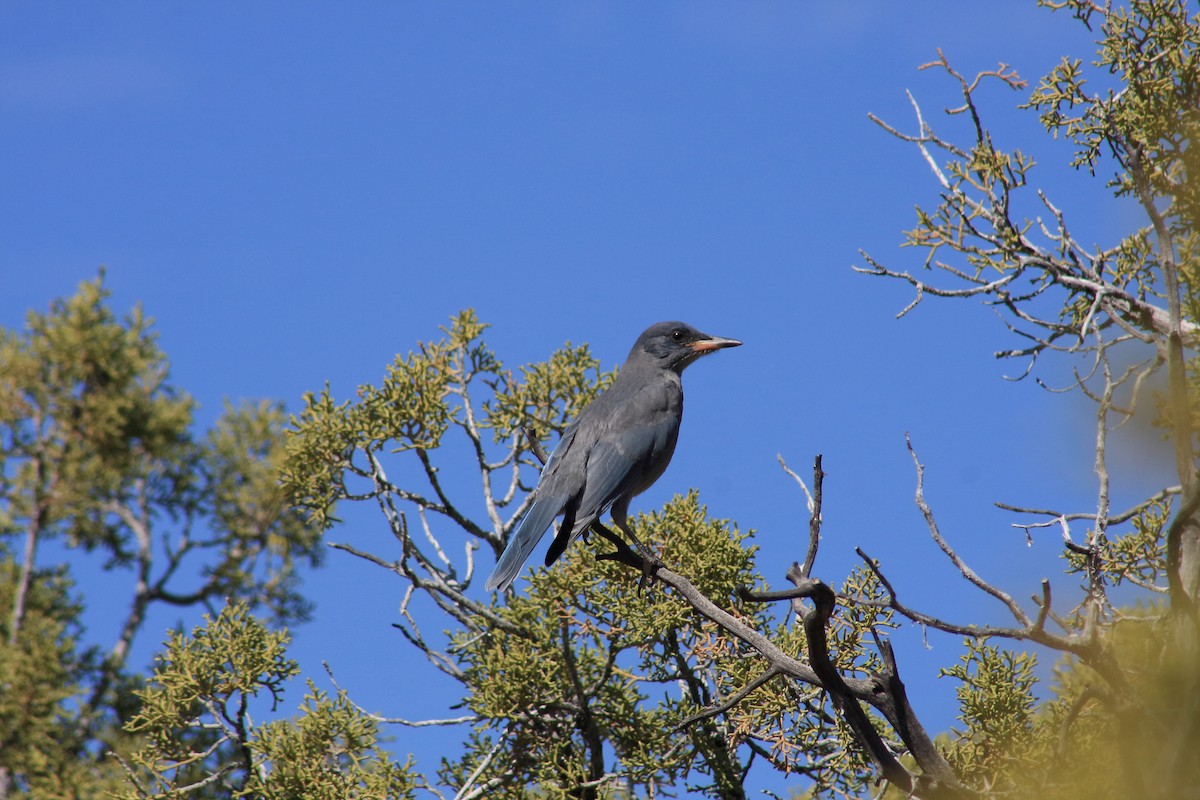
[1,3,1173,796]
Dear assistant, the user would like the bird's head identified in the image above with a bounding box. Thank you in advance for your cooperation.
[629,321,742,372]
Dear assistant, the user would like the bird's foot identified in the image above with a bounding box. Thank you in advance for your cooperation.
[591,521,663,591]
[636,552,663,593]
[629,542,663,593]
[617,527,663,593]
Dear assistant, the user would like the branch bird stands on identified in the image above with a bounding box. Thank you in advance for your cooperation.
[486,322,741,592]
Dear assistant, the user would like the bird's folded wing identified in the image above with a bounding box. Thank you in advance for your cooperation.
[485,427,581,592]
[574,411,677,528]
[485,491,567,591]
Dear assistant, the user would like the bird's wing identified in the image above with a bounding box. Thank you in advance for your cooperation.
[541,426,638,570]
[485,427,581,592]
[572,399,678,530]
[485,490,568,591]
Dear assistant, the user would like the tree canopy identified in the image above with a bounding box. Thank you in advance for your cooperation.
[0,274,323,798]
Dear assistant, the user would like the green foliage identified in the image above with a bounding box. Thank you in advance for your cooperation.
[286,306,901,797]
[1030,0,1200,191]
[16,4,1200,799]
[128,603,297,744]
[0,273,320,625]
[278,385,356,531]
[282,309,614,534]
[865,3,1200,795]
[117,602,417,799]
[454,492,770,797]
[886,0,1200,349]
[0,272,192,550]
[483,339,613,444]
[0,555,130,798]
[0,275,323,798]
[931,609,1200,799]
[1029,0,1200,306]
[202,399,323,625]
[367,346,453,452]
[248,684,418,800]
[1064,500,1169,589]
[730,569,898,798]
[939,640,1039,788]
[119,603,295,798]
[0,559,82,772]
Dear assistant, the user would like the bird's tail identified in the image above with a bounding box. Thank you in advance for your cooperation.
[485,497,563,592]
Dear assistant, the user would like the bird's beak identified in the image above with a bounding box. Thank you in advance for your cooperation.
[688,335,742,353]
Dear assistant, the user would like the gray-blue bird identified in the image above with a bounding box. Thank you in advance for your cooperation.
[486,322,741,592]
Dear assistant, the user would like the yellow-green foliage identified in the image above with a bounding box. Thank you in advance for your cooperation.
[1028,0,1200,314]
[455,492,767,797]
[483,339,613,443]
[0,274,322,622]
[445,492,896,798]
[0,273,193,548]
[281,311,924,798]
[204,399,325,623]
[1064,500,1169,588]
[0,559,128,799]
[123,603,299,783]
[0,562,80,777]
[247,684,418,800]
[0,275,327,798]
[932,608,1200,799]
[939,639,1040,789]
[22,3,1200,799]
[118,602,418,799]
[282,308,614,533]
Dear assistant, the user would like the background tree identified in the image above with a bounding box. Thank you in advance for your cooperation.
[858,0,1200,793]
[279,2,1200,798]
[0,274,323,798]
[112,602,419,800]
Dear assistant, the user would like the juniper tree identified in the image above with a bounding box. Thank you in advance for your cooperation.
[279,3,1200,798]
[0,274,322,798]
[24,2,1195,798]
[113,602,419,800]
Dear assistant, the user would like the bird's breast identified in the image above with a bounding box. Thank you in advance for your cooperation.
[621,378,682,493]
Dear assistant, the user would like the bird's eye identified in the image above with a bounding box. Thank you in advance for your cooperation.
[671,329,686,342]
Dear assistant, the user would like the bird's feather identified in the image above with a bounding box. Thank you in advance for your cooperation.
[485,489,569,591]
[576,409,677,526]
[543,493,580,566]
[486,425,584,591]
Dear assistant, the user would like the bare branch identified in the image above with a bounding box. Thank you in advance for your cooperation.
[996,485,1180,527]
[1127,146,1194,490]
[322,662,479,727]
[853,548,1034,642]
[906,435,1030,626]
[453,730,510,800]
[779,454,823,578]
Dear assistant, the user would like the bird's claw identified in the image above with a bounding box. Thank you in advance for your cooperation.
[594,540,662,593]
[636,552,663,593]
[630,542,663,594]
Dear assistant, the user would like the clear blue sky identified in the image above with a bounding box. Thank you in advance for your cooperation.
[1,3,1172,796]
